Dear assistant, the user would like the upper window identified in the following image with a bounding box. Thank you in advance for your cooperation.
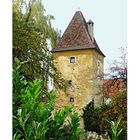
[70,57,76,63]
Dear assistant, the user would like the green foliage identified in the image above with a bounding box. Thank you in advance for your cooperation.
[13,57,28,116]
[13,58,83,140]
[83,99,100,133]
[105,115,123,140]
[69,113,84,140]
[13,0,66,92]
[83,92,127,139]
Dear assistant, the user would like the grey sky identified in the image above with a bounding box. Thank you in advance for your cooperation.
[43,0,127,71]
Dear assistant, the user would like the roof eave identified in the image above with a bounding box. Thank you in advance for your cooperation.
[94,48,106,57]
[51,47,94,53]
[51,47,105,57]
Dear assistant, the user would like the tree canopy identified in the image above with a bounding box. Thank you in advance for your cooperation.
[13,0,65,93]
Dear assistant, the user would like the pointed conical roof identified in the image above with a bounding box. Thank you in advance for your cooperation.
[52,11,105,57]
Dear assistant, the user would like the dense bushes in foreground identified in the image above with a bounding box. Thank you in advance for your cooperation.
[13,58,83,140]
[83,91,127,140]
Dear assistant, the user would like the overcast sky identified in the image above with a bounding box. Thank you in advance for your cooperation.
[43,0,127,71]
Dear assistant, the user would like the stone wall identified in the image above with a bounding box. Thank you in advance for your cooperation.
[53,49,103,128]
[53,49,104,115]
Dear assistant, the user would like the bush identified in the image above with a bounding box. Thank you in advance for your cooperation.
[105,115,123,140]
[82,100,101,133]
[13,58,84,140]
[83,92,127,140]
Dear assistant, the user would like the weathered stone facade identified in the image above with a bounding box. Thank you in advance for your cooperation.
[53,49,104,114]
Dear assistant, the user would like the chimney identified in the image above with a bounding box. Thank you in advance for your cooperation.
[87,19,94,41]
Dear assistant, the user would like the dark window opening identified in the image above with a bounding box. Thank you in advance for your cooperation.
[68,80,72,85]
[70,57,75,63]
[70,97,74,103]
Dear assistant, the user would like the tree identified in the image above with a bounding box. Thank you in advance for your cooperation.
[105,47,127,81]
[13,0,65,93]
[104,47,127,98]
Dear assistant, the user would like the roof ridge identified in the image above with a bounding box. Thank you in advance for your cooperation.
[57,12,78,48]
[79,12,94,45]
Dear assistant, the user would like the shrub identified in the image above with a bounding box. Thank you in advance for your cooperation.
[83,100,101,133]
[13,58,84,140]
[83,92,127,140]
[105,115,123,140]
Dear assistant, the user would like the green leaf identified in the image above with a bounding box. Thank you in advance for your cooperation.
[13,132,22,140]
[24,111,31,124]
[116,114,122,129]
[117,128,123,137]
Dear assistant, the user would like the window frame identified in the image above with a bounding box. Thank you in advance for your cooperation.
[69,57,76,63]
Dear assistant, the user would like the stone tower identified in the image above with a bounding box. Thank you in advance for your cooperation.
[52,11,105,114]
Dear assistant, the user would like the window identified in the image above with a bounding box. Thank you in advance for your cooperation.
[70,97,74,103]
[68,80,72,85]
[70,57,75,63]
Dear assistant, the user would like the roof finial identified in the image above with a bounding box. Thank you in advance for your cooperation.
[78,7,80,11]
